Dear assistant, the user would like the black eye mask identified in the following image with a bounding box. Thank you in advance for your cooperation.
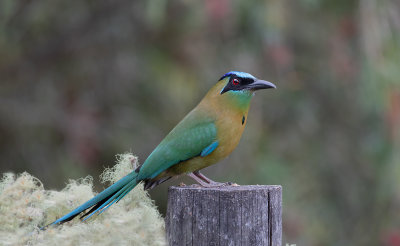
[220,75,255,94]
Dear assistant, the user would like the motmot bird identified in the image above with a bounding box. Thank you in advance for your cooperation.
[48,71,276,226]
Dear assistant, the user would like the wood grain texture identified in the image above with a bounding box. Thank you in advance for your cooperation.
[166,185,282,246]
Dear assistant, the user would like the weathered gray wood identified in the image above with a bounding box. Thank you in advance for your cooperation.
[166,185,282,246]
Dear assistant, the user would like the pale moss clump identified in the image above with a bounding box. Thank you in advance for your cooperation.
[0,153,167,246]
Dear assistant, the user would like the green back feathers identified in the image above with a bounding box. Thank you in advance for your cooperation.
[137,111,217,180]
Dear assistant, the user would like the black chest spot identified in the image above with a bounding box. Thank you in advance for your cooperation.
[242,115,245,125]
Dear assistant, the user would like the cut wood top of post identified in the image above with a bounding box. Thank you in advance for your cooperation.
[170,184,282,191]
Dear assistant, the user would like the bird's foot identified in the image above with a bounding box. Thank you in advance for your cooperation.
[198,181,239,188]
[187,171,239,188]
[200,181,226,188]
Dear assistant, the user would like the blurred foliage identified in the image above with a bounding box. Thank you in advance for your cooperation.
[0,0,399,245]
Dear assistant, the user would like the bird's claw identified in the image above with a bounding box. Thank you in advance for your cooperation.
[199,181,238,188]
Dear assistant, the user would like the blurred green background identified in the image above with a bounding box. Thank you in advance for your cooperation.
[1,0,399,245]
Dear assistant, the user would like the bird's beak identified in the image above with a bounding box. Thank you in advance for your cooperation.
[249,79,276,90]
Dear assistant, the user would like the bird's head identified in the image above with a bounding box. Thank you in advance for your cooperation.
[218,71,276,95]
[201,71,276,112]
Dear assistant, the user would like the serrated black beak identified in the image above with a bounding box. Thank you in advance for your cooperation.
[249,80,276,90]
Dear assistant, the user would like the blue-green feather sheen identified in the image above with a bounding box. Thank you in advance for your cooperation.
[137,111,217,180]
[50,172,138,225]
[201,141,219,157]
[225,90,253,112]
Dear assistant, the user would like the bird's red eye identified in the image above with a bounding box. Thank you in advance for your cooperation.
[232,78,240,85]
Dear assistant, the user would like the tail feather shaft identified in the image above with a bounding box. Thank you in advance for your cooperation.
[82,179,137,221]
[48,172,138,226]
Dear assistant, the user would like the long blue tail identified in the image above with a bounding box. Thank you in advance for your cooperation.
[47,171,139,227]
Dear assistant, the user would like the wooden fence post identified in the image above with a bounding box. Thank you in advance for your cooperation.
[166,185,282,246]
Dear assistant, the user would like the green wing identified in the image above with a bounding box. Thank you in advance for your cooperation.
[137,111,217,180]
